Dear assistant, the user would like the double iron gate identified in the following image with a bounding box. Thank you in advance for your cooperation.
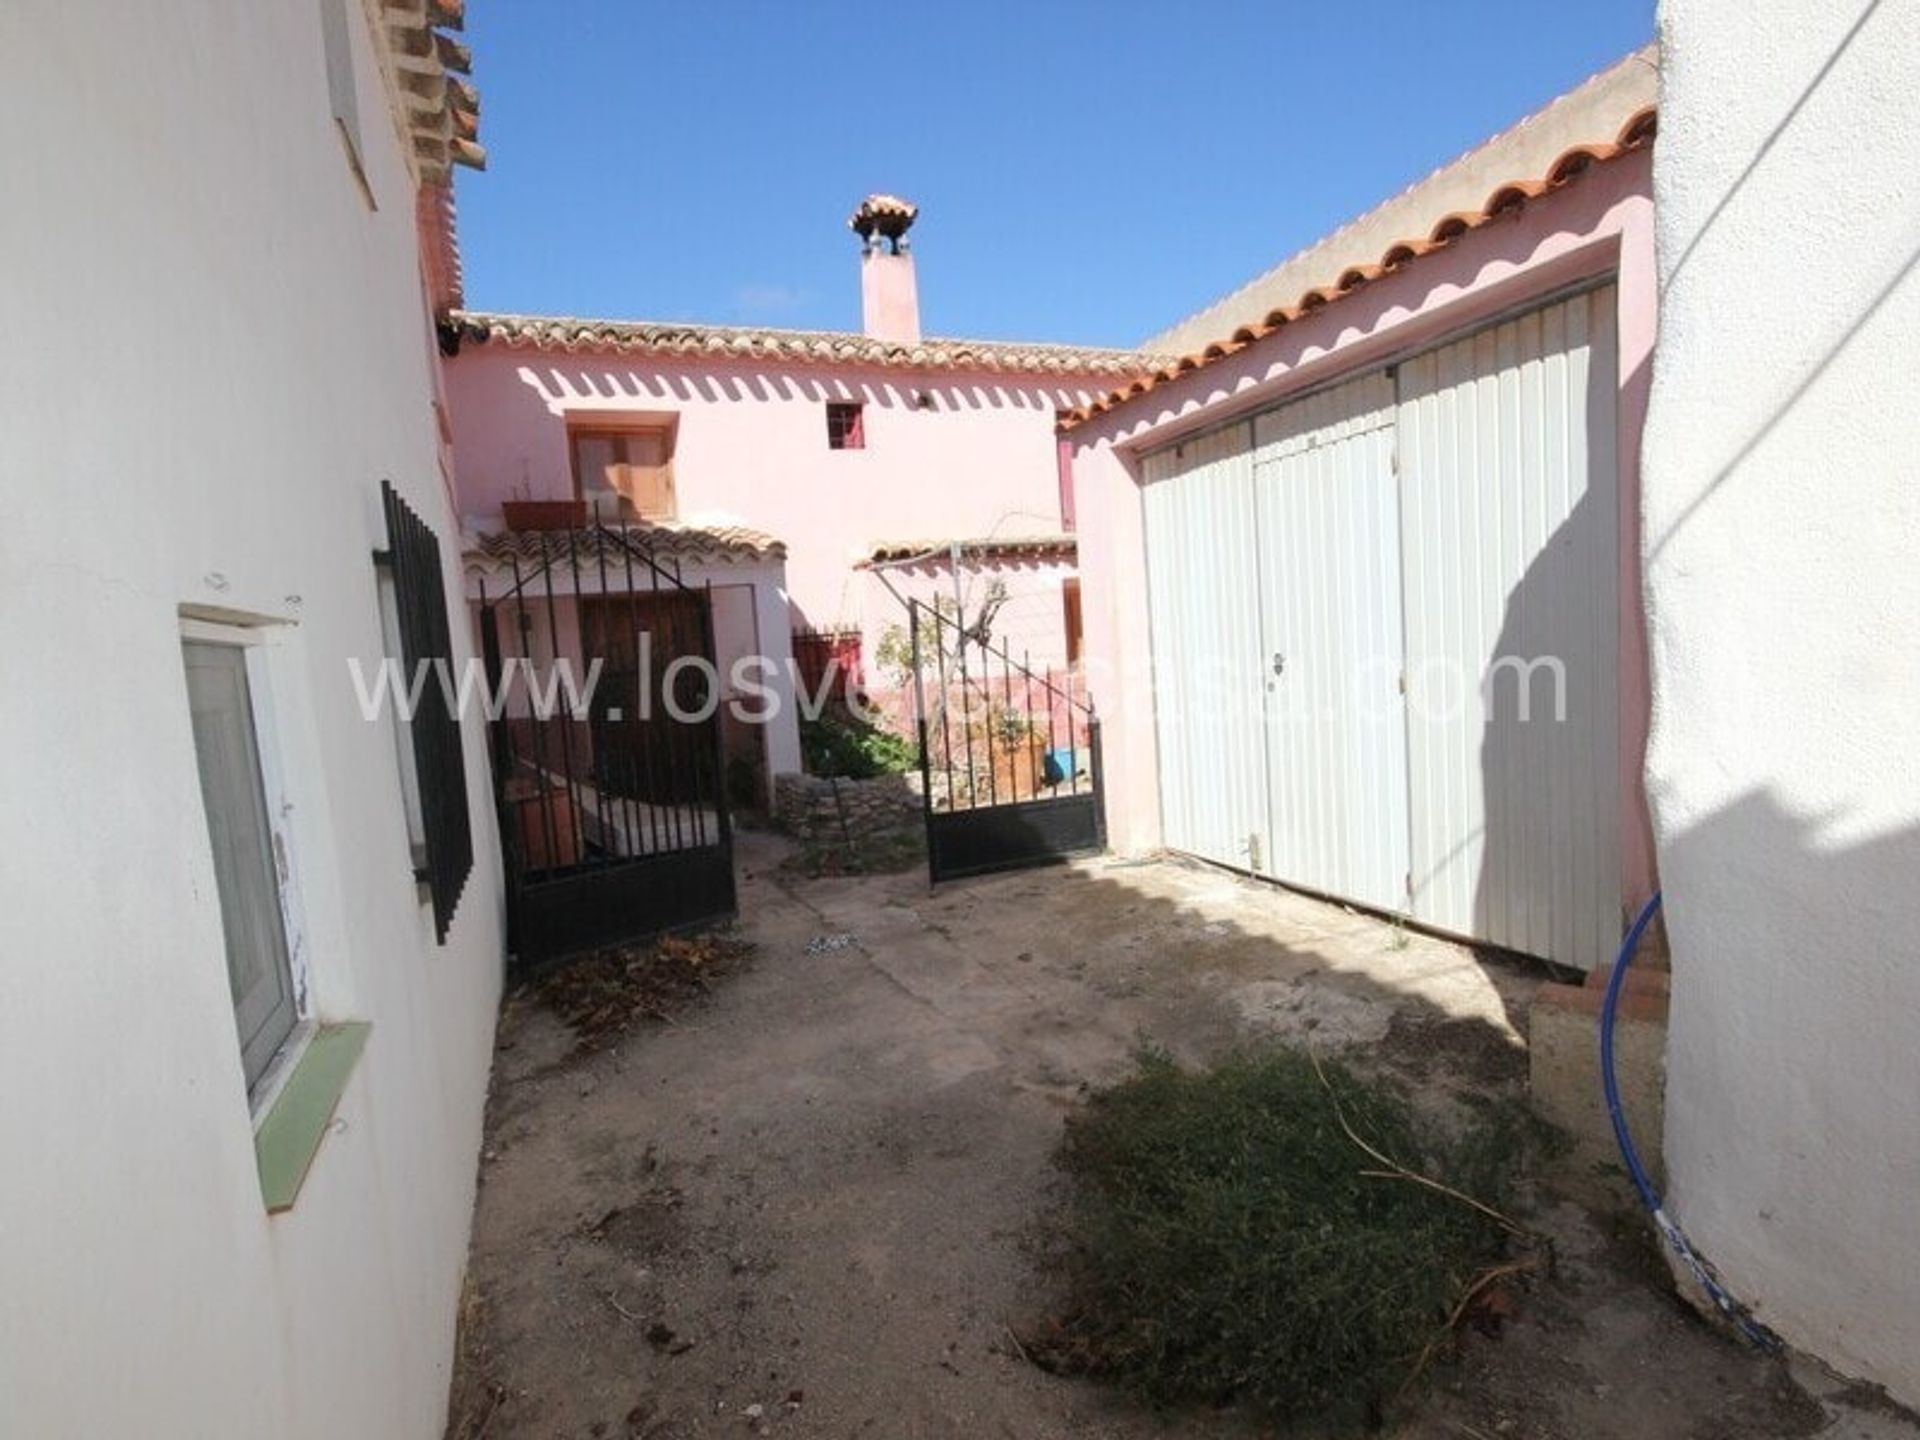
[476,534,1104,958]
[477,525,734,967]
[908,598,1105,882]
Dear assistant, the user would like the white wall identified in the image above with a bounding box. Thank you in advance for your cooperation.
[0,5,504,1437]
[1645,0,1920,1405]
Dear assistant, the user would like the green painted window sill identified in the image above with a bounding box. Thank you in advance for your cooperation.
[254,1022,370,1214]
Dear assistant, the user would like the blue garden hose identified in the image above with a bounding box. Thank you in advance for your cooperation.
[1600,890,1782,1352]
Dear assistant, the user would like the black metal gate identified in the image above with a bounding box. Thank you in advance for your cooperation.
[908,598,1105,883]
[477,525,734,967]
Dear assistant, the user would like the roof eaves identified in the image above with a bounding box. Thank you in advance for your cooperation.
[860,535,1078,567]
[447,312,1172,379]
[377,0,486,185]
[1057,105,1656,434]
[462,522,786,571]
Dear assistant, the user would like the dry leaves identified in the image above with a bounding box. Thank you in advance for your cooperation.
[530,931,754,1046]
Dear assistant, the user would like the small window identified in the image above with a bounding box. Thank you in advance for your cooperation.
[319,0,373,205]
[570,426,677,519]
[1062,578,1084,666]
[184,638,299,1095]
[1056,435,1076,531]
[826,401,866,451]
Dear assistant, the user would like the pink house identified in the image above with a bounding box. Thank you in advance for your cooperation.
[1067,51,1659,976]
[442,196,1157,794]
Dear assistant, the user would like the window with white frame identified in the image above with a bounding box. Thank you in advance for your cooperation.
[182,633,304,1096]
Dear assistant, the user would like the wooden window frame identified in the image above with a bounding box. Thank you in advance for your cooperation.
[1062,578,1084,667]
[568,422,678,520]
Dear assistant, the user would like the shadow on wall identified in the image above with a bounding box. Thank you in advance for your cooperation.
[1465,284,1651,976]
[1653,788,1920,1389]
[1473,440,1648,972]
[1474,485,1613,970]
[519,364,1081,416]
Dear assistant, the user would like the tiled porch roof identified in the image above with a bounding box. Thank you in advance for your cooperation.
[448,311,1170,379]
[1059,48,1658,432]
[861,535,1077,566]
[463,521,785,575]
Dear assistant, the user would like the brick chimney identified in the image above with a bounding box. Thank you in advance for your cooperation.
[850,194,920,343]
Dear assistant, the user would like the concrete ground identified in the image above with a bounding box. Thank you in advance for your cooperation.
[448,831,1915,1440]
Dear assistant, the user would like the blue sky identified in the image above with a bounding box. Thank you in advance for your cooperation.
[455,2,1653,347]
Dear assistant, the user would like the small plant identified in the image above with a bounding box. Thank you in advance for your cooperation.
[1032,1047,1528,1432]
[873,619,919,692]
[799,711,919,780]
[989,702,1032,754]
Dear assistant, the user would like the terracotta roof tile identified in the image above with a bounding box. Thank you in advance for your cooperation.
[1618,106,1658,147]
[378,0,486,182]
[1057,102,1658,432]
[450,311,1170,379]
[861,535,1077,565]
[464,521,785,572]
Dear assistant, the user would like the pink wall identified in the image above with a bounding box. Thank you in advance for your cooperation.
[861,251,921,342]
[1072,149,1658,913]
[860,554,1076,675]
[444,349,1102,687]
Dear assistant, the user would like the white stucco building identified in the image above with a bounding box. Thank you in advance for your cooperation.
[0,3,505,1436]
[1645,0,1920,1408]
[4,0,1917,1430]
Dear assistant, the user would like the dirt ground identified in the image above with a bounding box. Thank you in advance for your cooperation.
[448,831,1916,1440]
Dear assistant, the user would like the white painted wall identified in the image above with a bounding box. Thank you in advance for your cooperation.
[1645,0,1920,1406]
[0,5,505,1437]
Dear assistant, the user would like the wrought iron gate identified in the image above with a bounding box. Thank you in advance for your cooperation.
[908,598,1105,883]
[477,525,734,967]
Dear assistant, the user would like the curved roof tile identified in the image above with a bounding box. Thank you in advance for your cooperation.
[1058,104,1656,433]
[451,312,1169,379]
[465,521,785,571]
[1618,107,1659,147]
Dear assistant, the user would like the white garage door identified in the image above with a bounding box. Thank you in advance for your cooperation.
[1253,372,1410,913]
[1140,283,1623,970]
[1397,286,1621,969]
[1142,422,1265,871]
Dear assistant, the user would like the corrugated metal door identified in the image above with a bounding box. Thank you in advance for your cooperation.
[1142,423,1266,871]
[1252,372,1410,911]
[1395,285,1621,969]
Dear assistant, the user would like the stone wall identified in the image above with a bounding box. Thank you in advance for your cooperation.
[773,771,923,844]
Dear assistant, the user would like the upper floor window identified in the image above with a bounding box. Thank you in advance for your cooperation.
[319,0,373,206]
[826,401,866,451]
[570,425,677,520]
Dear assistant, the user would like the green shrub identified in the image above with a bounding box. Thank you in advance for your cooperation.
[799,712,919,780]
[1042,1048,1521,1431]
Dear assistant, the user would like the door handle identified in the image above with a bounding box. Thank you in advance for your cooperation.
[1271,652,1286,677]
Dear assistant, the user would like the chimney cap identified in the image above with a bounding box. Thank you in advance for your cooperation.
[850,193,918,252]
